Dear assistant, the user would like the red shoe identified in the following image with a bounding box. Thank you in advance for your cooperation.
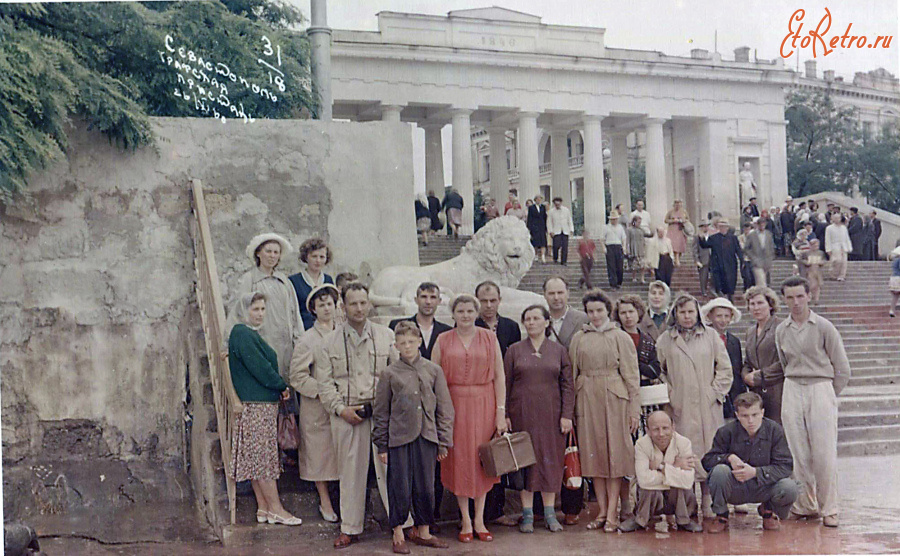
[474,529,493,542]
[564,514,580,526]
[705,517,728,534]
[457,532,473,543]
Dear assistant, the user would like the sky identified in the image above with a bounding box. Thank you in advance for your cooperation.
[296,0,900,191]
[304,0,899,80]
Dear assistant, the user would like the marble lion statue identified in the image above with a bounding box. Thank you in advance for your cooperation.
[370,216,545,318]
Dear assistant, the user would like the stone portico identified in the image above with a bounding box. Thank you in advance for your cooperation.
[331,7,792,234]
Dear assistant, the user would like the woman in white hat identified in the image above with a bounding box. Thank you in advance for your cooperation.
[700,298,746,420]
[656,293,733,517]
[288,284,341,522]
[235,233,303,385]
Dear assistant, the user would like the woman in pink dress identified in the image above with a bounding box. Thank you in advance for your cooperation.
[431,294,507,544]
[665,199,690,266]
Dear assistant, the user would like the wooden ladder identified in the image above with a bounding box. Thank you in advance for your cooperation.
[189,179,243,525]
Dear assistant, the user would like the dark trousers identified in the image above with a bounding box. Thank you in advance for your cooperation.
[433,461,444,520]
[553,234,570,265]
[483,483,506,522]
[635,487,697,527]
[655,254,673,286]
[741,261,755,291]
[707,464,799,520]
[388,437,438,528]
[579,257,594,289]
[606,244,625,288]
[698,265,710,296]
[560,482,584,516]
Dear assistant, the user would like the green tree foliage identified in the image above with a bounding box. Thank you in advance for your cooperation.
[628,159,646,207]
[0,1,315,200]
[786,89,900,213]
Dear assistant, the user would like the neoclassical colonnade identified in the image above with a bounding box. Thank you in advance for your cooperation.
[330,8,793,235]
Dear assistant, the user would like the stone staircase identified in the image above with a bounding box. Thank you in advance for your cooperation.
[418,234,900,457]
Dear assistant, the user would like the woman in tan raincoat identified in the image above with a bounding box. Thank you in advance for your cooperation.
[656,293,733,516]
[569,290,640,533]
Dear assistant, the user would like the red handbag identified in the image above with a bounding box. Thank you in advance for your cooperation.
[563,431,582,490]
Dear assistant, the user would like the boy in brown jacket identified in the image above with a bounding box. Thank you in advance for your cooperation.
[374,321,455,553]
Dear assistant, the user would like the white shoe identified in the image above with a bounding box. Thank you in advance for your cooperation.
[319,505,339,523]
[256,510,269,523]
[268,512,303,526]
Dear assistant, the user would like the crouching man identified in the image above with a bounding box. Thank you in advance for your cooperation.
[618,411,703,533]
[374,321,455,554]
[701,391,799,533]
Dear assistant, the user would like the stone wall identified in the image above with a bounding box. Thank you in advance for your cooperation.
[0,117,415,518]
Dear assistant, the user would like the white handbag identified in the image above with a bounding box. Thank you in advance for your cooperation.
[640,383,669,407]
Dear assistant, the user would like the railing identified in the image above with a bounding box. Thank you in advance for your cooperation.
[527,156,586,176]
[189,179,243,525]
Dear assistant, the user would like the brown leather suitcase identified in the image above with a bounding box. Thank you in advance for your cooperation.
[478,432,536,477]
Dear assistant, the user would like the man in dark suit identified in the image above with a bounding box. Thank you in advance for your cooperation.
[543,276,591,525]
[847,207,865,261]
[700,219,744,302]
[475,281,522,357]
[388,281,452,527]
[864,210,882,260]
[388,282,452,360]
[472,280,522,527]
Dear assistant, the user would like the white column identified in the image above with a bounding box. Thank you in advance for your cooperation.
[550,129,571,207]
[610,133,631,215]
[699,118,733,221]
[309,0,332,120]
[768,120,789,209]
[381,104,402,122]
[645,118,668,230]
[488,127,509,204]
[452,109,475,235]
[422,124,445,195]
[582,115,607,237]
[517,112,540,202]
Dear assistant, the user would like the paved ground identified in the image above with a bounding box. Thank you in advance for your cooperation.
[37,456,900,555]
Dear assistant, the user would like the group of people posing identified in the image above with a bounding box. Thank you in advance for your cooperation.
[223,229,853,553]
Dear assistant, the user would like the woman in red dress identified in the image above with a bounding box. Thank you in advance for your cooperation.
[431,294,507,543]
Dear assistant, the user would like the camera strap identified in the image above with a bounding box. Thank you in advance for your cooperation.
[342,324,378,407]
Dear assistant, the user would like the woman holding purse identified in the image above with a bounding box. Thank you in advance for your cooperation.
[431,294,507,543]
[226,292,302,526]
[504,305,575,534]
[569,290,640,533]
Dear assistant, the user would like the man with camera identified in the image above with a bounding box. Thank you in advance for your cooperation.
[316,282,412,549]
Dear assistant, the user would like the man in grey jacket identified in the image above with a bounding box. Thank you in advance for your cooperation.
[745,218,775,288]
[693,221,712,297]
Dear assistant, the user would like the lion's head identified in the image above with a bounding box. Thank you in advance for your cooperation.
[462,216,535,287]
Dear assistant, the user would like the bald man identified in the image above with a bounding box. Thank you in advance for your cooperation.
[619,411,703,532]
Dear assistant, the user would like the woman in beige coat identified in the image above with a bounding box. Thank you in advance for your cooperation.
[656,293,733,516]
[569,290,640,533]
[288,284,340,523]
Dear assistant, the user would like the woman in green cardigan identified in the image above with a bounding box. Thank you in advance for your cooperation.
[227,292,302,526]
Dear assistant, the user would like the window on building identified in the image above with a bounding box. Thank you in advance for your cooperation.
[567,137,572,158]
[506,149,511,170]
[484,154,491,181]
[862,121,874,139]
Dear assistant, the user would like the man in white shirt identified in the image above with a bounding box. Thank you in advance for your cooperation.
[548,197,575,265]
[824,213,852,281]
[602,211,628,289]
[619,411,703,532]
[630,200,652,236]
